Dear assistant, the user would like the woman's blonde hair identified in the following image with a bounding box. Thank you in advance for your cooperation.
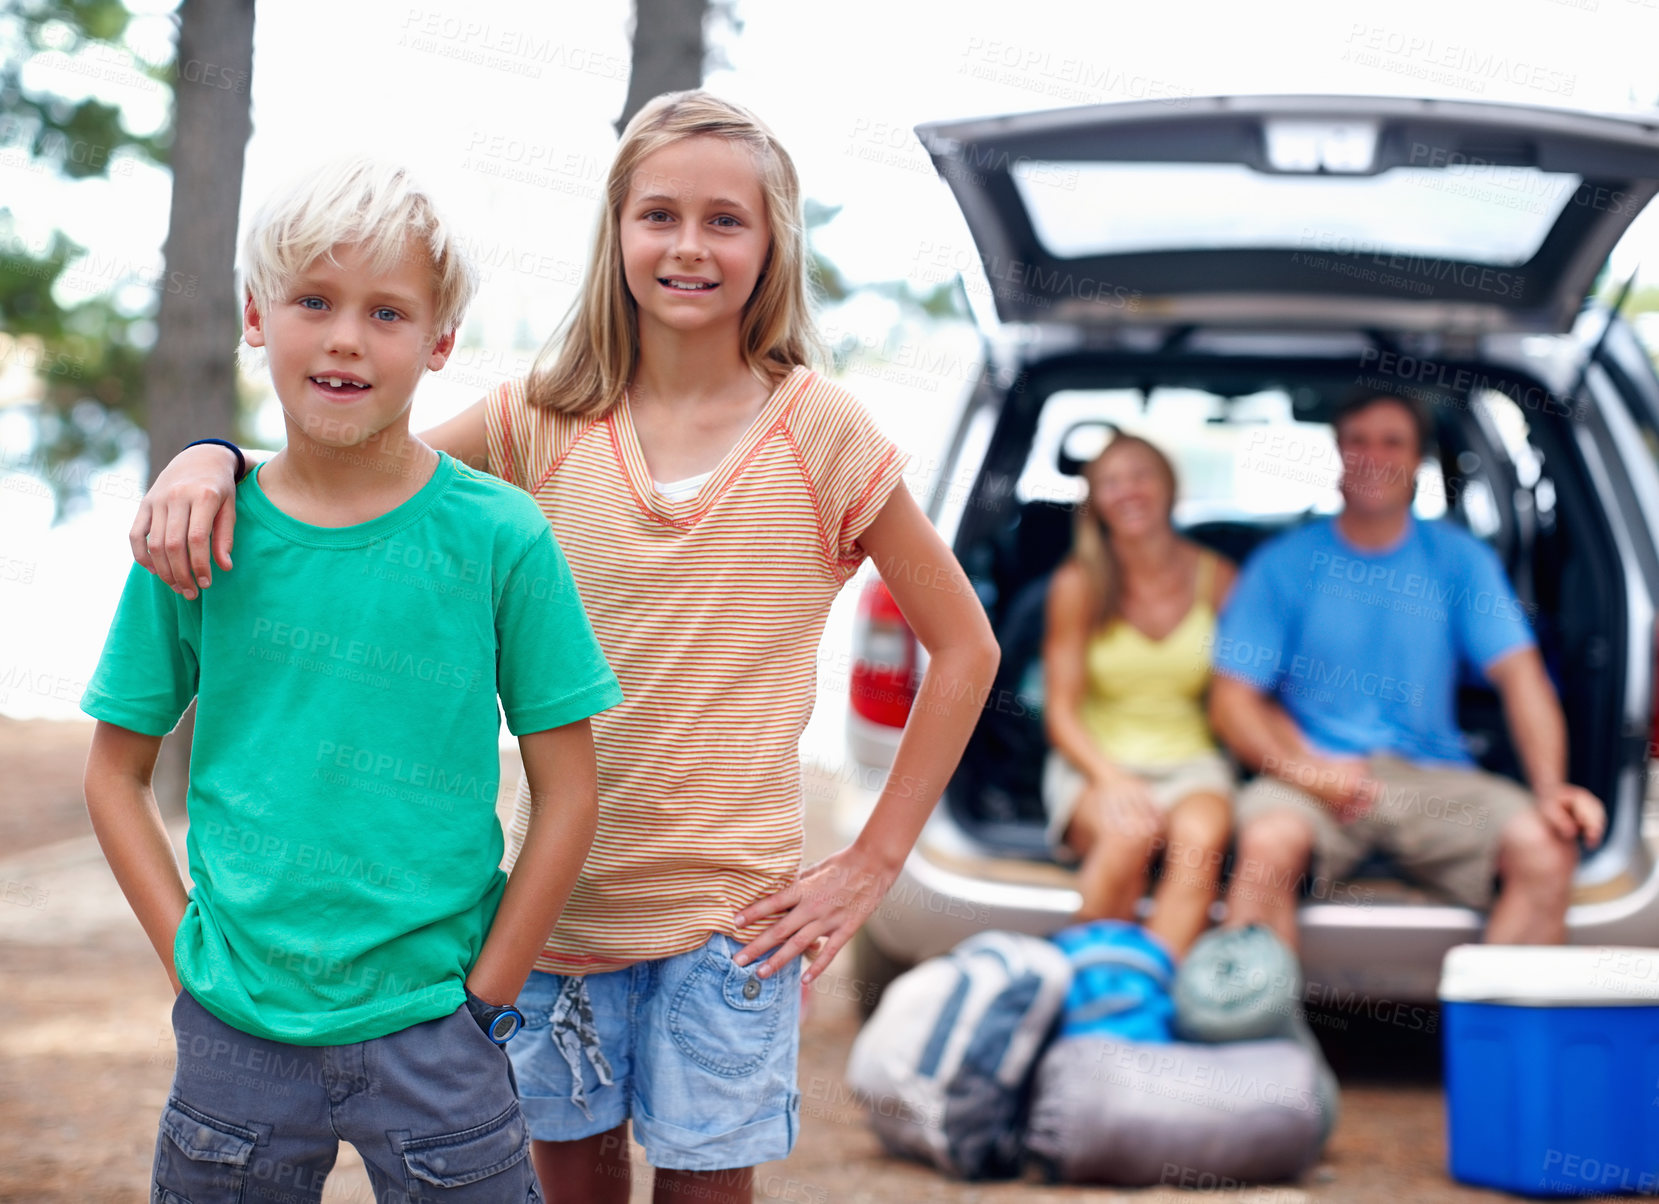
[241,157,477,336]
[1068,433,1179,629]
[526,90,824,415]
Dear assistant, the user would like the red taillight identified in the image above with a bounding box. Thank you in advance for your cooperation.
[850,577,917,728]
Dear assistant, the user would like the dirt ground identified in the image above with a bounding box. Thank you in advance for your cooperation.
[1,717,1516,1203]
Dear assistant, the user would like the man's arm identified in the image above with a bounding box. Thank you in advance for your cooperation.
[463,720,599,1006]
[1485,645,1605,847]
[83,722,191,992]
[1209,675,1377,818]
[1209,541,1379,818]
[1209,675,1300,775]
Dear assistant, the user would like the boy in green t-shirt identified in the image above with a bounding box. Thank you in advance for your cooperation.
[82,159,621,1201]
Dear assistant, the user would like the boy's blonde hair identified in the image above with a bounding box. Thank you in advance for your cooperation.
[241,157,478,336]
[527,91,825,415]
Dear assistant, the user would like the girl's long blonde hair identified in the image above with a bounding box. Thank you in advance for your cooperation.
[1068,434,1179,630]
[526,91,824,415]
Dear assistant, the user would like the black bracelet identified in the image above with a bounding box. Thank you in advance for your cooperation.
[184,438,248,483]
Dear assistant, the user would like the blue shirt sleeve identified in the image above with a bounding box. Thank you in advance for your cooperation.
[80,563,200,737]
[493,527,623,736]
[1450,533,1535,675]
[1212,544,1291,693]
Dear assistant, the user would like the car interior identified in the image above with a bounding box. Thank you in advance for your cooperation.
[944,350,1630,893]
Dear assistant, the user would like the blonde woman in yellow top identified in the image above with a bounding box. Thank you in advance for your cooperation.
[1042,434,1237,955]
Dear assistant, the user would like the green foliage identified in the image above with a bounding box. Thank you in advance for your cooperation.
[1621,284,1659,318]
[2,0,170,169]
[0,0,172,515]
[805,197,850,304]
[805,196,967,370]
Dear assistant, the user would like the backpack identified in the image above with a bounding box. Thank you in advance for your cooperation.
[845,931,1074,1179]
[1051,919,1177,1042]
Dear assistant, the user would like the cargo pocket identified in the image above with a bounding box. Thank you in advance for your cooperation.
[399,1103,531,1200]
[667,939,788,1078]
[152,1098,257,1203]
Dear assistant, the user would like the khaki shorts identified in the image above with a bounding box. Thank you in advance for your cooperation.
[1043,750,1235,857]
[1232,754,1533,909]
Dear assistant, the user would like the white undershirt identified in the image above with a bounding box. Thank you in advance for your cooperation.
[652,470,713,502]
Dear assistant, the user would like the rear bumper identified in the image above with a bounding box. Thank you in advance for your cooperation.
[847,786,1659,1004]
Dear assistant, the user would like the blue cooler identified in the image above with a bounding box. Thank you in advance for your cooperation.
[1440,945,1659,1197]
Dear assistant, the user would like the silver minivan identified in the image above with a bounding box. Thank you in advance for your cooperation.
[838,95,1659,1005]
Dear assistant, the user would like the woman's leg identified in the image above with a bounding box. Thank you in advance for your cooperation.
[1066,794,1159,922]
[1146,790,1231,955]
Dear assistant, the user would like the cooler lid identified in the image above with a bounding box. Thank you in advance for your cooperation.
[1439,944,1659,1005]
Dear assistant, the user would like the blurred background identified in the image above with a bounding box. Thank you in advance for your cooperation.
[4,3,1659,1199]
[4,0,1659,766]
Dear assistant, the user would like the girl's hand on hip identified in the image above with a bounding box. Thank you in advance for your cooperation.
[731,845,899,985]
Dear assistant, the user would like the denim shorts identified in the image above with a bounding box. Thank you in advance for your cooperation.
[508,931,802,1171]
[155,987,540,1203]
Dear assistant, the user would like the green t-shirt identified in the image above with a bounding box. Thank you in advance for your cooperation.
[82,453,621,1045]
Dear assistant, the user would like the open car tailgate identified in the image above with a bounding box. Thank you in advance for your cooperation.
[917,94,1659,334]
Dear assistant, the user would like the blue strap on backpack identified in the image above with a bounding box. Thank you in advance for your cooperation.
[1051,919,1176,1043]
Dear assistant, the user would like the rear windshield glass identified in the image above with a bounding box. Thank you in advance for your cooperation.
[1018,387,1449,522]
[1012,162,1580,266]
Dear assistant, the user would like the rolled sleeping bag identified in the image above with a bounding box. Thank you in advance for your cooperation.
[1172,923,1340,1142]
[1172,922,1301,1042]
[1024,1034,1325,1186]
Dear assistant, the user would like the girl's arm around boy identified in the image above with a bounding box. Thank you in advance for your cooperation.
[734,485,1000,985]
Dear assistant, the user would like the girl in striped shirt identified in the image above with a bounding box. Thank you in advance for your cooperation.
[132,93,998,1203]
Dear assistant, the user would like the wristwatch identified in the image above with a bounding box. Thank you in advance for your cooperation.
[464,988,525,1046]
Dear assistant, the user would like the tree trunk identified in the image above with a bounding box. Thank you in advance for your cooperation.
[615,0,708,134]
[145,0,255,813]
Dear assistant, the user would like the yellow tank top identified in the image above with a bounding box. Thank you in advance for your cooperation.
[1079,552,1219,766]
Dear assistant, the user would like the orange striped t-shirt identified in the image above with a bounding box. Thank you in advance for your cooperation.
[485,365,907,973]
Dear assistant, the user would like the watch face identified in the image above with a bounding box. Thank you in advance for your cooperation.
[487,1009,522,1043]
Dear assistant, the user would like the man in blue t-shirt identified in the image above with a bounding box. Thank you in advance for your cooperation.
[1210,389,1604,949]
